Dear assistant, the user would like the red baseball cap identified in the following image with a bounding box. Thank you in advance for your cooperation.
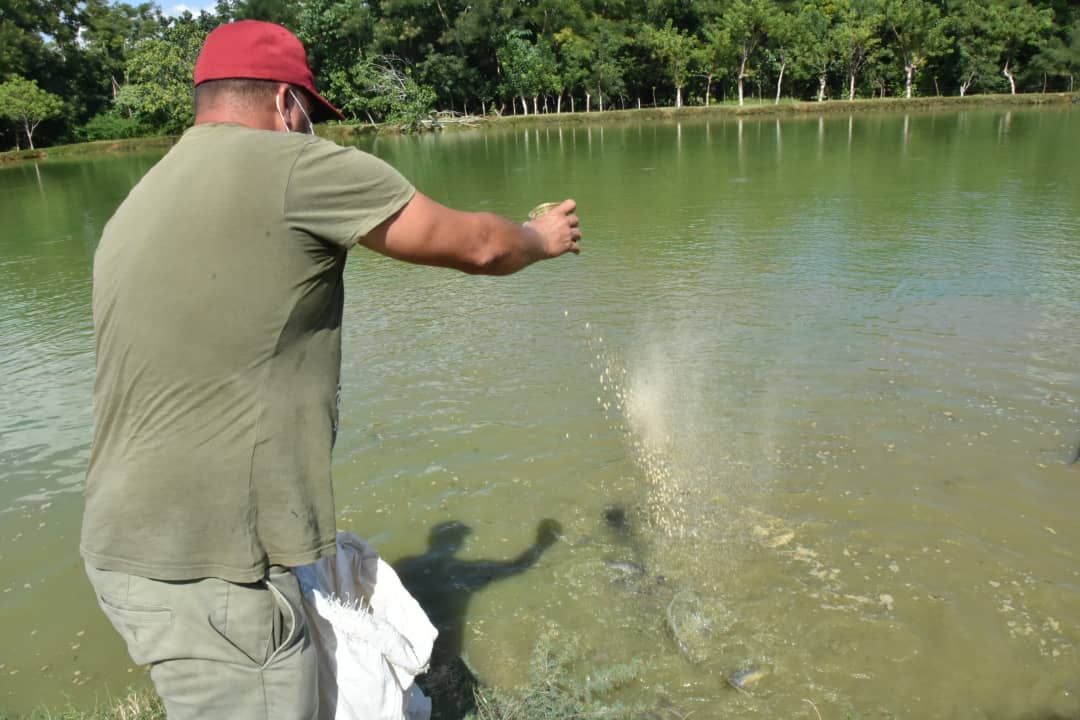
[194,20,344,122]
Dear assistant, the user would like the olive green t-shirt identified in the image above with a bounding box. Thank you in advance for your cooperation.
[81,124,415,582]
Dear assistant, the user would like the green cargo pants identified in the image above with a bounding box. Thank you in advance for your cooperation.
[85,562,318,720]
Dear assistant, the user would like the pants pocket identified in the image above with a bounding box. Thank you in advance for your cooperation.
[209,579,279,667]
[262,567,305,669]
[208,568,304,668]
[87,565,174,667]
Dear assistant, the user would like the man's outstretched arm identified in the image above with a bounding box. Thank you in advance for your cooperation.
[362,192,581,275]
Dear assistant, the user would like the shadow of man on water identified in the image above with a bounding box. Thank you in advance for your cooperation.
[394,518,562,720]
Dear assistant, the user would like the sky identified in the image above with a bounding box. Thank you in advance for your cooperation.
[162,1,218,18]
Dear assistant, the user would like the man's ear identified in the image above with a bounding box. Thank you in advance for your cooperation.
[277,83,294,109]
[273,83,292,128]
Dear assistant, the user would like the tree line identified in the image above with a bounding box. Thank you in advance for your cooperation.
[1,0,1078,148]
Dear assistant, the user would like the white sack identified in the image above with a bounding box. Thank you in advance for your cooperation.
[293,531,439,720]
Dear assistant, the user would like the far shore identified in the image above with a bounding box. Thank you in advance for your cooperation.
[3,92,1075,165]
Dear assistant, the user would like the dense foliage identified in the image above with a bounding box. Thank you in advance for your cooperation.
[1,0,1078,146]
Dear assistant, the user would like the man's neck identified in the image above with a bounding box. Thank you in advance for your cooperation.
[194,109,278,131]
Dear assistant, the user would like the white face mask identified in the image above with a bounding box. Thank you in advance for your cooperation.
[276,89,315,135]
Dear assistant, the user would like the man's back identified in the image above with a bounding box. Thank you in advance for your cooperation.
[82,124,414,582]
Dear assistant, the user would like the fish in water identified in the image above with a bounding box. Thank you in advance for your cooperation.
[604,559,646,576]
[727,666,768,691]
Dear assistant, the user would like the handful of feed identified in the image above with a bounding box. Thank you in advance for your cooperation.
[527,201,561,220]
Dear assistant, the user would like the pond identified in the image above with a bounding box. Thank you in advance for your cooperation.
[1,108,1078,719]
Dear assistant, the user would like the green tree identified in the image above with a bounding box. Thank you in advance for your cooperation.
[586,16,628,111]
[554,27,593,112]
[232,0,299,28]
[994,0,1054,94]
[641,19,697,108]
[724,0,773,106]
[951,3,999,95]
[497,30,543,115]
[116,17,210,134]
[296,0,374,82]
[765,7,797,103]
[884,0,951,97]
[0,74,64,149]
[329,54,436,129]
[538,38,565,113]
[417,52,470,113]
[80,0,164,97]
[953,0,1054,95]
[1032,19,1080,91]
[792,3,838,101]
[833,0,883,100]
[696,22,732,106]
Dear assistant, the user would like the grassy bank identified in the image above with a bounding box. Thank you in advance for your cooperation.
[2,92,1074,165]
[0,137,178,165]
[0,691,164,720]
[5,625,643,720]
[322,91,1078,140]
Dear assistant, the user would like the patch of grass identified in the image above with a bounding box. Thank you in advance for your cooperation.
[466,624,646,720]
[1,690,164,720]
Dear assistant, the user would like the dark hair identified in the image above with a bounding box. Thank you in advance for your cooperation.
[193,78,313,116]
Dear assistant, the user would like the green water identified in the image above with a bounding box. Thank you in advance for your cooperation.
[1,110,1078,718]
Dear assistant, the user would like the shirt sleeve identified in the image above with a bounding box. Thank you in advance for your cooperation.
[284,137,416,251]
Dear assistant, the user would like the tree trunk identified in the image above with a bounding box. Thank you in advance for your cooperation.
[960,72,975,97]
[676,85,682,108]
[585,92,590,113]
[571,95,576,113]
[533,96,539,115]
[556,93,562,114]
[774,63,786,104]
[706,74,713,107]
[848,72,856,101]
[817,74,827,102]
[905,63,914,99]
[599,89,604,112]
[1041,72,1047,94]
[481,100,487,116]
[1003,61,1016,95]
[24,120,35,151]
[521,96,529,115]
[738,54,749,107]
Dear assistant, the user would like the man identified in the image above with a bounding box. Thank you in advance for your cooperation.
[81,20,580,720]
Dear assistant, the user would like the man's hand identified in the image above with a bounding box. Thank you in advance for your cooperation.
[535,518,564,549]
[523,199,581,259]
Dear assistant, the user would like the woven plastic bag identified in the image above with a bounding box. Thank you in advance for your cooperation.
[293,531,438,720]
